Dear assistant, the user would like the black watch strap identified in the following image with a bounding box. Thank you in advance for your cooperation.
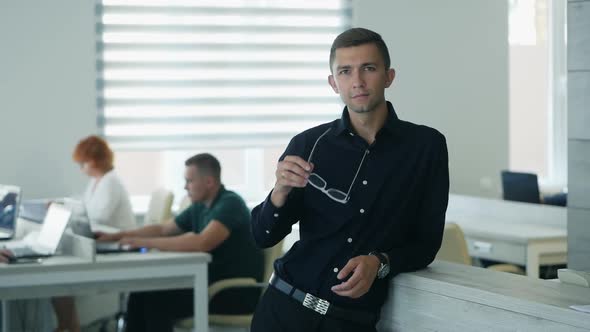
[369,251,391,279]
[369,251,388,265]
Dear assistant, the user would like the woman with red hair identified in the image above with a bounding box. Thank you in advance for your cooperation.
[53,135,136,332]
[72,135,135,230]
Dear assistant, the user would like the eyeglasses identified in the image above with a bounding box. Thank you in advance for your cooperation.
[307,128,368,204]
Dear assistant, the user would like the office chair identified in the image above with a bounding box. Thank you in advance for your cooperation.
[143,188,174,225]
[175,240,285,331]
[500,170,541,204]
[436,222,524,275]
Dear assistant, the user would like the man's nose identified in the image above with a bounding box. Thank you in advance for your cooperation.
[351,70,365,88]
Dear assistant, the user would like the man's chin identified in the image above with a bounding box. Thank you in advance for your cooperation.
[349,106,372,114]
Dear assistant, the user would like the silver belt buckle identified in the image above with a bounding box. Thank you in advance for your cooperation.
[303,293,330,315]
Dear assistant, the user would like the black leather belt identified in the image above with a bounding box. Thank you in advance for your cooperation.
[269,273,377,325]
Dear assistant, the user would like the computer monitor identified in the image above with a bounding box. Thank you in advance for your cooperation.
[0,184,21,240]
[500,171,541,204]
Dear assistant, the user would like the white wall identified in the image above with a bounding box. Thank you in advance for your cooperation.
[0,1,510,199]
[509,45,549,177]
[0,1,97,199]
[353,0,509,197]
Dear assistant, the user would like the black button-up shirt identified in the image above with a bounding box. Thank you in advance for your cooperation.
[251,101,449,313]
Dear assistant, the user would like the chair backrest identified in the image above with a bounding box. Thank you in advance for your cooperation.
[178,195,191,212]
[501,170,541,204]
[143,188,174,225]
[262,240,284,282]
[436,222,471,265]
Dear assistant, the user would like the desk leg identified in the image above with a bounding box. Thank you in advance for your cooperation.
[193,264,208,332]
[1,301,8,332]
[526,240,567,279]
[526,243,541,278]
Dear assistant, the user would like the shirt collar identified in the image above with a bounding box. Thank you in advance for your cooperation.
[207,185,226,209]
[332,101,402,138]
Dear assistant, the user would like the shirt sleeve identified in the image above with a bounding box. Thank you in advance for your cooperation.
[251,134,307,248]
[385,130,449,277]
[174,205,193,232]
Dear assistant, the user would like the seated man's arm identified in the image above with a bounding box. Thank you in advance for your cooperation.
[120,220,229,252]
[96,219,181,241]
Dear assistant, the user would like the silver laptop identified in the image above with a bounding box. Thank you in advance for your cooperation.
[0,184,21,240]
[3,203,72,259]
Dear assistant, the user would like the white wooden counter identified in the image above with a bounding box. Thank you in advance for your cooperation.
[378,261,590,331]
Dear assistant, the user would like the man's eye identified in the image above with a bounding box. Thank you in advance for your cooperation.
[338,69,349,75]
[365,66,376,71]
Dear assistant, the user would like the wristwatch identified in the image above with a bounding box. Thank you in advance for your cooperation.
[369,251,390,279]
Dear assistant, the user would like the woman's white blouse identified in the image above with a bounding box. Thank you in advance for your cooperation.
[83,170,136,230]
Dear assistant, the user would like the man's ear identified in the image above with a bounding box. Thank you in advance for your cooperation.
[205,176,216,188]
[328,75,339,93]
[385,68,395,88]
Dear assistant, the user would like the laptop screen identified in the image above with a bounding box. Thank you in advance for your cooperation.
[36,203,72,252]
[0,184,21,236]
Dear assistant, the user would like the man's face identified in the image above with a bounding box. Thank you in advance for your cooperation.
[328,43,395,114]
[184,165,209,203]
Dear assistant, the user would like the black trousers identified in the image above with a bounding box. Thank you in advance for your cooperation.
[125,289,193,332]
[251,286,378,332]
[126,286,261,332]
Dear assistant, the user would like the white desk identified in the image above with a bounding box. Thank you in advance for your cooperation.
[0,251,211,332]
[447,194,567,278]
[377,261,590,331]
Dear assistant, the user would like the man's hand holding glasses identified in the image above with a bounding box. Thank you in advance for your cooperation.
[271,156,314,208]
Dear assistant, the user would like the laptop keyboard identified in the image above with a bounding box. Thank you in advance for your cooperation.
[10,246,39,257]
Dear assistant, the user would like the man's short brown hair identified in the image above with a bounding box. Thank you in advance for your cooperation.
[329,27,391,72]
[185,153,221,183]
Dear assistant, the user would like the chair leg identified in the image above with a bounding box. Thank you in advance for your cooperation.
[115,312,125,332]
[115,292,127,332]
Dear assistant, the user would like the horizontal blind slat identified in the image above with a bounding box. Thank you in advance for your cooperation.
[97,0,350,149]
[100,24,342,34]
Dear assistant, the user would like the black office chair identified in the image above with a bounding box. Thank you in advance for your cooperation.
[500,170,541,204]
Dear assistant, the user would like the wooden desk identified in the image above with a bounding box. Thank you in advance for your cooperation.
[0,251,211,332]
[447,194,567,278]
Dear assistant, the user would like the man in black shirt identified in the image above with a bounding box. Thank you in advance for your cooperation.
[250,27,449,331]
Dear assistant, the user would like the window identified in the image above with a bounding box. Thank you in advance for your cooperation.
[508,0,567,190]
[96,0,352,207]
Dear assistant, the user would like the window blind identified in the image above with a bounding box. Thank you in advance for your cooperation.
[96,0,352,150]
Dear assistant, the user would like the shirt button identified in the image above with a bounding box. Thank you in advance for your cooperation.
[362,180,368,185]
[347,238,353,243]
[349,132,354,136]
[273,213,279,218]
[360,208,365,214]
[333,268,339,273]
[265,230,270,234]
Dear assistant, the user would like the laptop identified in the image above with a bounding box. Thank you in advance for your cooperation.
[70,219,141,254]
[19,199,49,223]
[0,184,21,240]
[3,203,72,259]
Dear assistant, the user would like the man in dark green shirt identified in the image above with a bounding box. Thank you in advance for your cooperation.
[96,153,263,332]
